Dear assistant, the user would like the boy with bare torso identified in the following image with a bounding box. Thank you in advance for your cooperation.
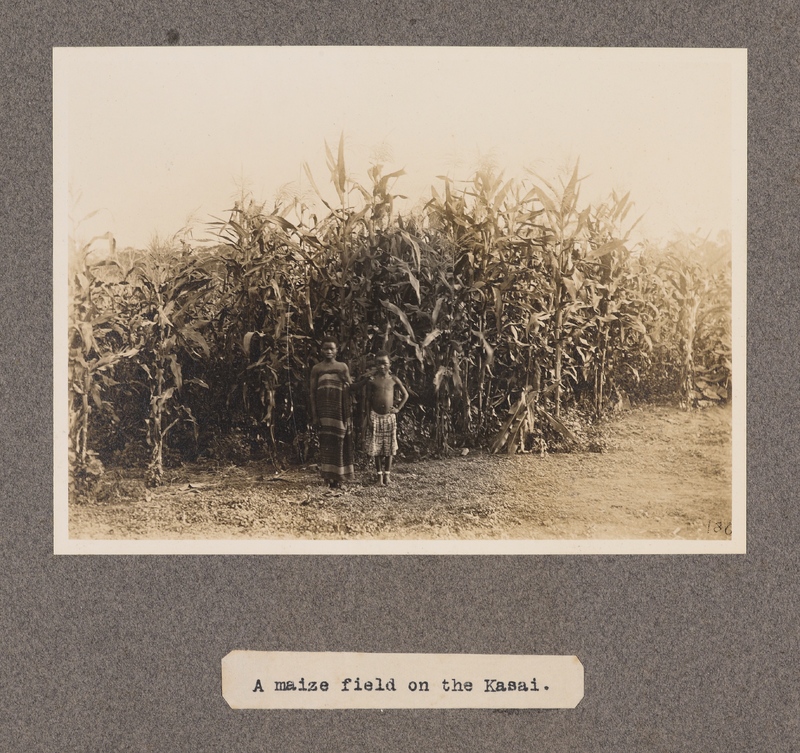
[357,351,409,485]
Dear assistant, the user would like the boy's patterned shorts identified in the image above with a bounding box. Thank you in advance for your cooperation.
[366,411,398,457]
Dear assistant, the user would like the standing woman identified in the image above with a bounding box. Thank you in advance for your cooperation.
[309,338,354,488]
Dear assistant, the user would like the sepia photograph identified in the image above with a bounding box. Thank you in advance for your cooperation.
[53,46,746,554]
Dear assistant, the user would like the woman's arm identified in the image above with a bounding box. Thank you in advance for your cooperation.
[309,366,319,424]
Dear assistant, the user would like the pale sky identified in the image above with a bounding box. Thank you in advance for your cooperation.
[55,46,746,251]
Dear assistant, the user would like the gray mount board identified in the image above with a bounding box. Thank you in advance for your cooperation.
[2,2,798,752]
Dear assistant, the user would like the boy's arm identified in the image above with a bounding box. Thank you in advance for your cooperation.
[342,365,353,431]
[351,367,376,389]
[393,376,409,413]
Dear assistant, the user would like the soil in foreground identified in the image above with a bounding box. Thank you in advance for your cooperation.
[70,405,733,541]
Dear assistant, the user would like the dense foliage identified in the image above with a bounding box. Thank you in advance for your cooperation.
[68,141,732,484]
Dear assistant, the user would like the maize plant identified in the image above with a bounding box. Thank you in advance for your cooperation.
[211,198,312,452]
[527,162,592,418]
[656,234,731,408]
[68,239,138,478]
[116,237,213,485]
[577,190,648,416]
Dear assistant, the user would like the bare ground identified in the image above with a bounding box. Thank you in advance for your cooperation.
[69,404,732,541]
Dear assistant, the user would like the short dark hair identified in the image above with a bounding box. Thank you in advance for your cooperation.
[321,337,338,348]
[375,349,390,359]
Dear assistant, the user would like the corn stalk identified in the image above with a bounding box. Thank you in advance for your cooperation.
[120,237,212,485]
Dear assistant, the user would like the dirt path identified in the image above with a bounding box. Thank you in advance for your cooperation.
[70,405,732,541]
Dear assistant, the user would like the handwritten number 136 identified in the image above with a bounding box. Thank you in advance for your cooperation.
[707,521,732,535]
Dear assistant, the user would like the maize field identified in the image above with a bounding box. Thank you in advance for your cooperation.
[68,140,732,488]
